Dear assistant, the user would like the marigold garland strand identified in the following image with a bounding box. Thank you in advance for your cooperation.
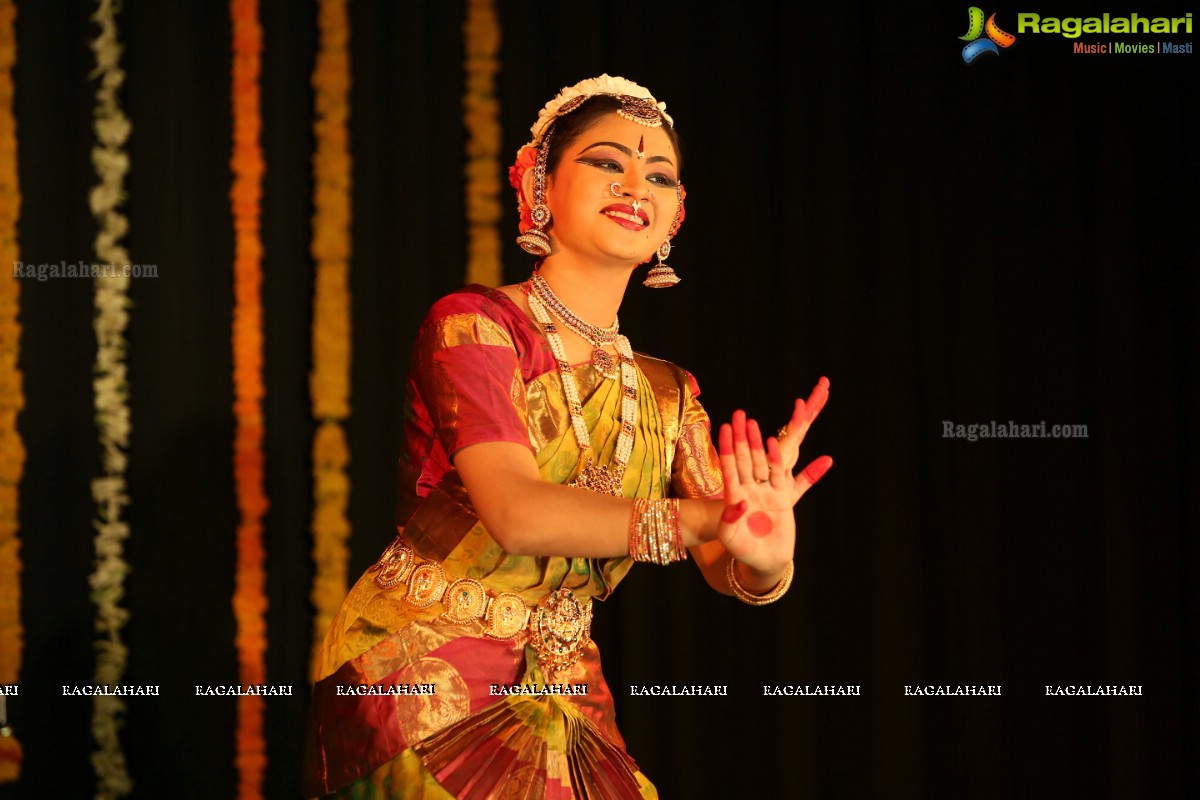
[463,0,501,286]
[230,0,268,796]
[0,0,24,784]
[88,1,134,796]
[308,0,352,683]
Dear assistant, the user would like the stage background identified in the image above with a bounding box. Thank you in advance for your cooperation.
[5,0,1196,798]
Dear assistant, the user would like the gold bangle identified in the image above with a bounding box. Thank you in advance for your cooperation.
[726,558,793,605]
[628,497,686,565]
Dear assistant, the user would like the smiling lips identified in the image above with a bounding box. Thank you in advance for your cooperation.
[601,203,649,230]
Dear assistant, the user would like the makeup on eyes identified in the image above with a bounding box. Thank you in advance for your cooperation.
[577,141,675,169]
[575,146,678,187]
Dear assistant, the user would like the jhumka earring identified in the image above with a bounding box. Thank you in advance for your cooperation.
[643,184,683,288]
[516,134,554,257]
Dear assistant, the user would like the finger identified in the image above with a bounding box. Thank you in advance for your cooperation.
[717,492,748,554]
[781,378,830,468]
[793,455,834,499]
[747,419,770,483]
[780,397,807,471]
[721,499,748,524]
[777,397,810,472]
[732,410,756,486]
[796,377,830,434]
[803,376,830,426]
[767,436,788,490]
[717,423,744,503]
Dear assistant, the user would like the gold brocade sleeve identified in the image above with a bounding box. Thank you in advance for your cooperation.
[634,355,724,500]
[671,375,724,499]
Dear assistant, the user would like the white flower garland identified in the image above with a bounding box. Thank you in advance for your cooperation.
[88,1,133,797]
[528,73,671,146]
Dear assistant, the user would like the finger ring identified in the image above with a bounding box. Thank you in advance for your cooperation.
[756,478,769,484]
[777,426,789,440]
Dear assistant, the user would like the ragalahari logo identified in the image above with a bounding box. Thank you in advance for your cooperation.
[960,7,1017,62]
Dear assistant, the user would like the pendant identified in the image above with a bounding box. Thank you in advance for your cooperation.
[591,348,618,379]
[571,459,624,497]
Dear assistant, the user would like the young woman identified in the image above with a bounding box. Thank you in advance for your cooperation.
[302,74,833,800]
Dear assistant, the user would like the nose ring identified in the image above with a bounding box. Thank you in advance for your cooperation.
[609,182,623,197]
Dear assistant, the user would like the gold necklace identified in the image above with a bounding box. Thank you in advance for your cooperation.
[525,288,638,497]
[528,271,620,379]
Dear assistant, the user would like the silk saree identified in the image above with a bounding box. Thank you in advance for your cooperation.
[302,286,721,799]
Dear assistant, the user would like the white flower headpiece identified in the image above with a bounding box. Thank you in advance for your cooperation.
[526,73,673,147]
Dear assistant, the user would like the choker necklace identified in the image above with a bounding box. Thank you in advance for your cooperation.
[528,272,620,378]
[525,286,638,497]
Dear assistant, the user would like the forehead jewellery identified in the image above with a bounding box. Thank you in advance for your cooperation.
[525,75,672,149]
[523,279,639,497]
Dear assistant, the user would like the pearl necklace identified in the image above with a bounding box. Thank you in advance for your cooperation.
[524,286,638,497]
[529,271,620,378]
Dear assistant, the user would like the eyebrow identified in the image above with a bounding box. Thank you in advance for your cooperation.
[578,141,675,168]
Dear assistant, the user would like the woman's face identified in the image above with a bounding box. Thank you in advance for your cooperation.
[540,113,680,265]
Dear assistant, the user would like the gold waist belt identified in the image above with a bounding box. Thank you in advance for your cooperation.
[369,537,593,674]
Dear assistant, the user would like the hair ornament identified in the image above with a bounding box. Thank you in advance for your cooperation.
[525,74,673,148]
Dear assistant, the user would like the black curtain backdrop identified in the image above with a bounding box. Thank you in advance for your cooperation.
[5,1,1196,798]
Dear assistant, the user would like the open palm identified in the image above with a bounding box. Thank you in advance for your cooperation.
[715,377,833,575]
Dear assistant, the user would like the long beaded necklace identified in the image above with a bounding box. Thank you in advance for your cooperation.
[529,271,620,378]
[524,282,638,497]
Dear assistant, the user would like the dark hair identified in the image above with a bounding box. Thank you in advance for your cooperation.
[543,95,683,176]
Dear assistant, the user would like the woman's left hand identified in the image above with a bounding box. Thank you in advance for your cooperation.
[715,377,833,578]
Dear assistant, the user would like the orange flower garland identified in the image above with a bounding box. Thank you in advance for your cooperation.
[0,0,23,784]
[308,0,352,683]
[230,0,268,796]
[508,144,537,234]
[463,0,501,286]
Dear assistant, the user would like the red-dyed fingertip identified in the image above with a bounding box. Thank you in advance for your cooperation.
[719,424,733,455]
[732,410,747,443]
[767,437,782,463]
[805,455,834,484]
[721,499,748,524]
[818,376,830,390]
[747,418,764,448]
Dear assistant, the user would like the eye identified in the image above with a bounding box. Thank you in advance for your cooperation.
[648,172,678,189]
[576,158,622,172]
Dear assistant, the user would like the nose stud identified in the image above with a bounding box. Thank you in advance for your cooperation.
[612,182,653,212]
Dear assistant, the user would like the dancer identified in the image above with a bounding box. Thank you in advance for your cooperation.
[303,74,833,799]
